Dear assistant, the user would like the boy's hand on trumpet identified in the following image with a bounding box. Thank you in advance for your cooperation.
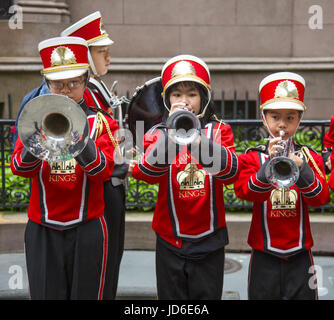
[126,159,137,178]
[267,136,284,159]
[288,153,303,168]
[267,136,303,167]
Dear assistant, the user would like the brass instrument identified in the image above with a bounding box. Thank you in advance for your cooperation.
[264,130,299,188]
[88,78,131,163]
[17,94,89,162]
[90,79,130,129]
[108,81,131,130]
[166,109,201,145]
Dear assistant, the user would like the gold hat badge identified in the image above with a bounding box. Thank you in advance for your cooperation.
[177,163,206,190]
[172,61,196,78]
[50,46,77,67]
[100,20,107,35]
[274,80,299,99]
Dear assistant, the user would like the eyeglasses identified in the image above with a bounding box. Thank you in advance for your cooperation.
[48,79,85,91]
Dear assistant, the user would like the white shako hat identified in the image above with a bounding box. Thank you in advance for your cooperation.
[38,36,89,81]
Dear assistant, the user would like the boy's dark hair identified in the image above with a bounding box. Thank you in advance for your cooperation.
[263,109,303,118]
[163,81,216,127]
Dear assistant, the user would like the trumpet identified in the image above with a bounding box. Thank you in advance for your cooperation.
[17,94,89,162]
[165,109,201,145]
[264,130,300,188]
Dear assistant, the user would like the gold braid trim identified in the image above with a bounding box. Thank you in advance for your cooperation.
[212,115,236,149]
[95,111,123,162]
[211,115,237,190]
[301,146,324,178]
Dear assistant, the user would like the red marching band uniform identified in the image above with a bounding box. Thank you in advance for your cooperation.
[132,55,239,248]
[236,146,328,256]
[61,12,127,300]
[11,36,119,300]
[11,37,117,230]
[234,73,330,258]
[134,120,237,247]
[324,116,334,192]
[11,111,117,229]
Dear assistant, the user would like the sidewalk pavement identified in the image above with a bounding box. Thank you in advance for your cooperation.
[0,251,333,300]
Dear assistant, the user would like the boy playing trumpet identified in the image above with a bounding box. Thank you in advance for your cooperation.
[234,72,330,300]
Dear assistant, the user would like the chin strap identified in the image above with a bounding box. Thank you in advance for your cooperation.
[88,50,99,77]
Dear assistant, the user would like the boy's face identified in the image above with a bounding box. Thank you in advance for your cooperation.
[89,45,111,76]
[168,83,201,115]
[262,109,302,139]
[48,75,86,103]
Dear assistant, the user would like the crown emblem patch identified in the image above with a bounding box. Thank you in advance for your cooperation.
[50,159,77,175]
[270,188,298,210]
[176,163,205,190]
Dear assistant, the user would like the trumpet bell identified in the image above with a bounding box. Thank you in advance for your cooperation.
[264,156,300,188]
[18,94,89,162]
[166,110,201,145]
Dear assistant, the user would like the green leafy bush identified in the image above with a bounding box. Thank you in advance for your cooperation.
[2,128,334,213]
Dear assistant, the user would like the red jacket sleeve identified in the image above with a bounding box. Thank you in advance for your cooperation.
[297,149,330,207]
[234,148,330,207]
[132,121,239,186]
[234,151,274,202]
[76,114,118,181]
[209,121,239,185]
[329,152,334,192]
[10,137,42,178]
[132,128,168,185]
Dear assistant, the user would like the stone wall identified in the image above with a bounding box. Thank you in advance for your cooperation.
[0,0,333,119]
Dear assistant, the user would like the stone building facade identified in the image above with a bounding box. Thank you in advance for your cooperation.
[0,0,333,119]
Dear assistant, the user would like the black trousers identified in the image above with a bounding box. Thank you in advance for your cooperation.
[25,217,110,300]
[248,249,318,300]
[102,181,126,299]
[155,238,225,300]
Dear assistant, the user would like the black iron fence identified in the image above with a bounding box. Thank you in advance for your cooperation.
[0,119,332,212]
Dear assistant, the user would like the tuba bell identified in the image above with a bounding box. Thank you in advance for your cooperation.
[264,130,299,188]
[17,94,89,162]
[166,109,201,145]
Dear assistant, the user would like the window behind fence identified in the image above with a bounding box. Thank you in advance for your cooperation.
[213,90,258,120]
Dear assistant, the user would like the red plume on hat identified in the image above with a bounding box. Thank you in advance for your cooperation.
[324,116,334,148]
